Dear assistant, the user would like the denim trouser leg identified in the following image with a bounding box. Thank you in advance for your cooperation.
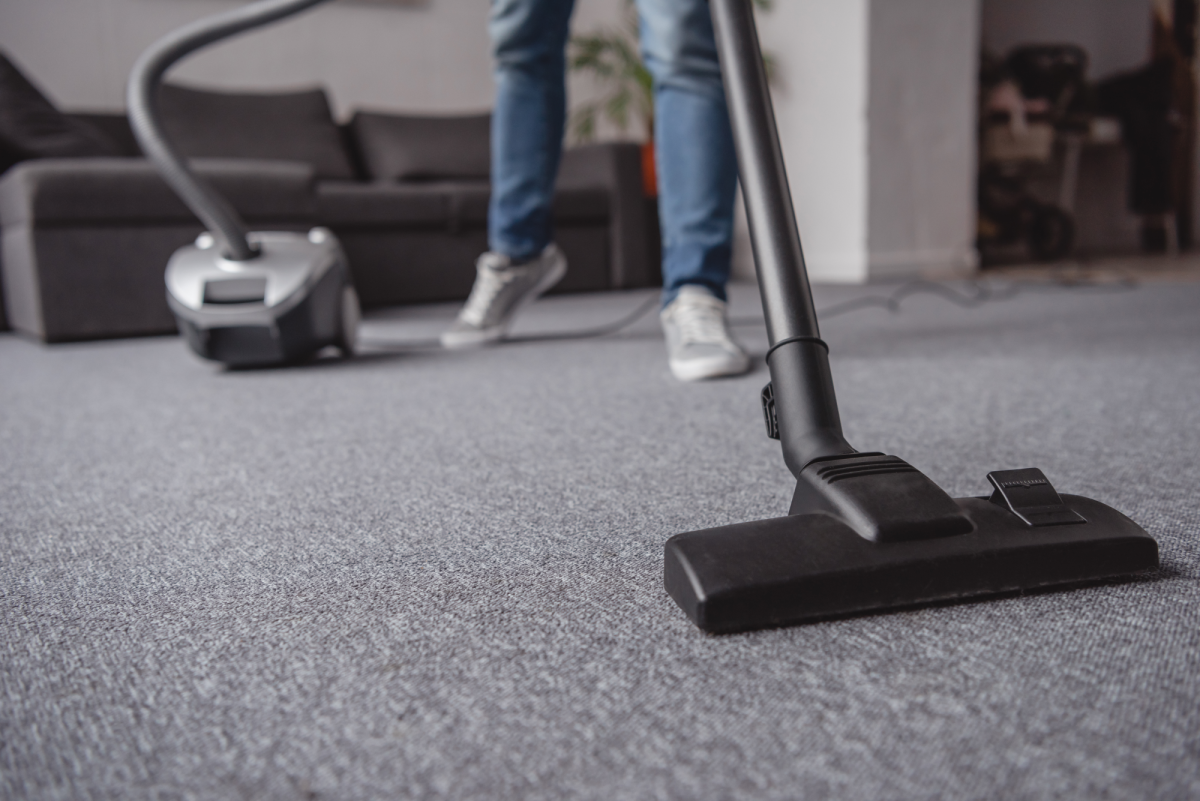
[488,0,737,301]
[489,0,577,261]
[638,0,739,305]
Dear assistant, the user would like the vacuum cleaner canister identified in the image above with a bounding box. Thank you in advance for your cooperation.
[128,0,358,369]
[166,228,359,367]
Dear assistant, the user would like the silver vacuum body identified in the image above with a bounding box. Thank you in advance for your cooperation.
[166,228,360,367]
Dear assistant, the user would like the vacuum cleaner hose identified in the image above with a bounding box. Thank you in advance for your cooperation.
[126,0,331,261]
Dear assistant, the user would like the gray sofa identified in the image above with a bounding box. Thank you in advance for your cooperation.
[0,83,659,342]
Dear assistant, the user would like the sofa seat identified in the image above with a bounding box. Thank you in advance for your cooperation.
[317,180,613,306]
[1,158,315,342]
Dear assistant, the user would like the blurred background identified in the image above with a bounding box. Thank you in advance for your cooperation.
[0,0,1196,294]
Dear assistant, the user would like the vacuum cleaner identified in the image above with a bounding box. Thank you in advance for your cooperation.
[664,0,1159,633]
[127,0,357,368]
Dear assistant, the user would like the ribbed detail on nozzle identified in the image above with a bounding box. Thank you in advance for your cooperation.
[816,456,917,484]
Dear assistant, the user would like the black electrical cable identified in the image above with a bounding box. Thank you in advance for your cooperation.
[358,274,1138,352]
[356,295,661,351]
[730,273,1136,325]
[505,294,661,342]
[738,278,1022,325]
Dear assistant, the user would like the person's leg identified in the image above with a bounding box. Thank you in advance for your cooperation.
[442,0,575,348]
[638,0,747,380]
[637,0,739,307]
[489,0,576,259]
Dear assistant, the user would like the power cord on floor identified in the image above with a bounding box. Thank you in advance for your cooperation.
[505,294,662,343]
[358,273,1139,352]
[356,295,661,351]
[729,273,1137,326]
[728,278,1021,326]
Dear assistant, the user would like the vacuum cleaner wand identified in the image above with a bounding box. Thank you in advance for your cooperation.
[710,0,855,475]
[663,0,1158,633]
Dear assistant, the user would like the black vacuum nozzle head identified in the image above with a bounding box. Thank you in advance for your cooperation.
[664,465,1158,634]
[678,0,1158,634]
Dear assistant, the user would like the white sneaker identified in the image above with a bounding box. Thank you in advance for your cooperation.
[660,285,751,381]
[441,244,567,349]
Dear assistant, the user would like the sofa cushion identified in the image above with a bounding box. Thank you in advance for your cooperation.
[68,112,141,157]
[317,181,608,229]
[0,158,316,226]
[158,83,355,180]
[349,112,491,182]
[0,52,121,173]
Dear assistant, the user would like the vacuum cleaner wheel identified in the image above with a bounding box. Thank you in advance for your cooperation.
[335,285,361,357]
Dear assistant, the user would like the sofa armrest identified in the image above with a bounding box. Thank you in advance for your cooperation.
[558,143,658,289]
[0,157,317,228]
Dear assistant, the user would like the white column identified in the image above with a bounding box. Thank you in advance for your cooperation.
[865,0,980,279]
[747,0,980,283]
[755,0,871,282]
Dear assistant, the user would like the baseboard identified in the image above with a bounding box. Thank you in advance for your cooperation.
[867,246,978,280]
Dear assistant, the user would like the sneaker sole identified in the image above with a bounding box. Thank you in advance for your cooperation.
[440,254,567,350]
[669,351,751,382]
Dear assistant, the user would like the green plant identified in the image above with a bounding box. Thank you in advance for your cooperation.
[568,0,774,144]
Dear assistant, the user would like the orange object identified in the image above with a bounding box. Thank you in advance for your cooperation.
[641,140,658,197]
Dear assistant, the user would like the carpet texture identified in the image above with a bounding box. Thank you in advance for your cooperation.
[2,278,1198,800]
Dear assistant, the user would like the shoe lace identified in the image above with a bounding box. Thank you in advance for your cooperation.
[460,255,516,326]
[675,295,729,344]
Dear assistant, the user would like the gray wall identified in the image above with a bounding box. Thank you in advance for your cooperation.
[981,0,1153,80]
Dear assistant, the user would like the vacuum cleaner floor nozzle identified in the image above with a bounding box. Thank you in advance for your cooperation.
[670,0,1158,634]
[665,479,1157,634]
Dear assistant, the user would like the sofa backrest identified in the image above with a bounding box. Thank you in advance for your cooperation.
[0,51,124,174]
[349,111,490,183]
[158,82,356,181]
[68,113,141,157]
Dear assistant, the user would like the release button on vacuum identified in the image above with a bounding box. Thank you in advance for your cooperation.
[987,468,1086,527]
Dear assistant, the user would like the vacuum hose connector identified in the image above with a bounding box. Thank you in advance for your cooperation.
[126,0,331,261]
[765,339,856,475]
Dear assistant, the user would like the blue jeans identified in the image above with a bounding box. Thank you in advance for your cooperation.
[489,0,738,305]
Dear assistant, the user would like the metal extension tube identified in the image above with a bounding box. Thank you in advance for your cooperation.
[126,0,331,261]
[709,0,856,475]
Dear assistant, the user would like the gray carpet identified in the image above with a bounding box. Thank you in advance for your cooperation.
[2,278,1198,800]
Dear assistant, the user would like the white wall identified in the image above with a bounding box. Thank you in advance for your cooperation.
[0,0,626,118]
[756,0,871,282]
